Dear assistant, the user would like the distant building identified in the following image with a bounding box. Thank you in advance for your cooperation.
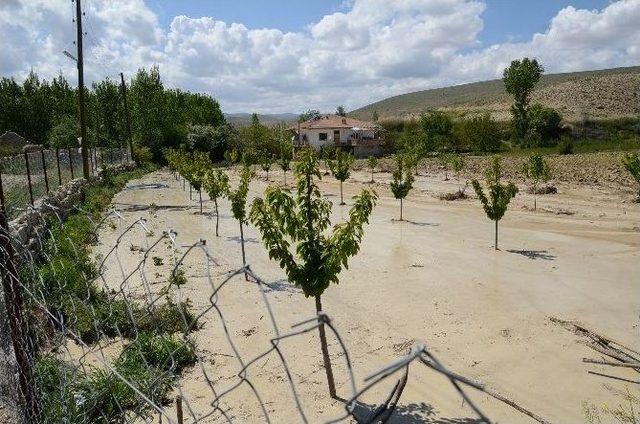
[292,114,384,157]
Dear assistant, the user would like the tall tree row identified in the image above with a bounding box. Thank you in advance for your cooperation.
[0,66,225,161]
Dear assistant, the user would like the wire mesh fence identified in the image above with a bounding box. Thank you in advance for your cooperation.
[0,168,551,423]
[0,147,129,221]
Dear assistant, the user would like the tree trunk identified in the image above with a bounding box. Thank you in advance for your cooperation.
[400,198,403,221]
[214,198,219,237]
[283,170,287,186]
[240,221,248,280]
[340,181,344,205]
[533,183,537,211]
[266,169,269,182]
[371,169,374,183]
[494,219,499,250]
[182,178,185,190]
[189,183,192,200]
[315,295,337,399]
[199,190,203,214]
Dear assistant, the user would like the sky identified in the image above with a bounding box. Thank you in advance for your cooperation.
[1,0,638,114]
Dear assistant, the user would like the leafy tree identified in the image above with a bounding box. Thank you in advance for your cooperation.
[503,58,544,139]
[522,154,551,210]
[471,157,518,250]
[203,169,230,236]
[527,103,562,144]
[390,155,414,221]
[228,167,253,274]
[49,116,79,148]
[250,148,377,398]
[367,156,379,183]
[450,153,467,194]
[278,136,293,186]
[623,153,640,201]
[183,151,211,214]
[327,149,354,205]
[187,124,229,161]
[299,109,321,122]
[336,105,346,117]
[455,113,502,152]
[420,111,453,151]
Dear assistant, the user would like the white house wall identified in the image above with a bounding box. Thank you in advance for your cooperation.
[302,128,375,149]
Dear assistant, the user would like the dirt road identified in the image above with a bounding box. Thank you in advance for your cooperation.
[93,166,639,423]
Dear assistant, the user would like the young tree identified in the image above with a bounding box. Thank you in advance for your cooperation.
[471,157,518,250]
[390,155,414,221]
[203,169,230,236]
[522,154,551,210]
[336,105,346,117]
[228,167,253,275]
[260,154,273,181]
[450,153,467,194]
[185,151,210,214]
[623,153,640,201]
[250,148,377,398]
[279,143,293,186]
[367,156,379,183]
[328,149,354,205]
[503,58,544,140]
[439,153,453,181]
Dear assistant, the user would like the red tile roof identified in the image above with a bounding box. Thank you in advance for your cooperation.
[298,115,380,130]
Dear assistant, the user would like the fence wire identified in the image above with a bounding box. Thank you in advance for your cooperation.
[0,169,549,424]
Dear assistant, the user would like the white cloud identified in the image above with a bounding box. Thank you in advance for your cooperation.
[1,0,639,113]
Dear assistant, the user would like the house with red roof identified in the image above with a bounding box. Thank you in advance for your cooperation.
[292,115,384,157]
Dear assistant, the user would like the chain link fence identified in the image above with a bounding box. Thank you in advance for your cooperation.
[0,168,550,424]
[0,147,130,221]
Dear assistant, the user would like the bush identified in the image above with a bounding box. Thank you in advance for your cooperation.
[420,111,454,150]
[118,333,197,374]
[527,103,562,145]
[455,113,502,152]
[48,116,80,148]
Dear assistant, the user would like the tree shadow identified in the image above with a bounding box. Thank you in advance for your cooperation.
[350,400,483,423]
[225,236,259,244]
[124,183,170,190]
[507,249,556,261]
[391,219,440,227]
[113,203,191,213]
[263,279,301,293]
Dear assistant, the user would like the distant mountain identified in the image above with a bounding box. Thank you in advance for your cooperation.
[349,66,640,122]
[225,113,298,126]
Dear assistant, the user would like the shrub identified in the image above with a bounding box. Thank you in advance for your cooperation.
[623,153,640,200]
[420,111,453,151]
[527,103,563,145]
[455,113,502,152]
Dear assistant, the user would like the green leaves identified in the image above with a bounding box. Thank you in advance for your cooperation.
[327,149,354,182]
[523,154,551,185]
[367,156,379,170]
[250,148,377,298]
[228,166,253,223]
[623,153,640,198]
[204,168,229,200]
[472,156,518,222]
[390,155,414,200]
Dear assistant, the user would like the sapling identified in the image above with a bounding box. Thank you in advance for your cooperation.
[187,152,211,214]
[250,148,377,398]
[522,154,551,211]
[328,149,354,205]
[279,144,293,186]
[390,154,414,221]
[260,154,273,181]
[623,153,640,201]
[367,156,379,183]
[439,153,452,181]
[204,168,230,236]
[228,167,253,276]
[471,156,518,250]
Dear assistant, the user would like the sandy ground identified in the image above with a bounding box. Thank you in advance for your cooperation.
[90,166,639,423]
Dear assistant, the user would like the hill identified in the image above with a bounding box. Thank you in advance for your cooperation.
[350,66,640,122]
[225,113,298,127]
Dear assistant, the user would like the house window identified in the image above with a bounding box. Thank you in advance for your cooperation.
[319,132,328,141]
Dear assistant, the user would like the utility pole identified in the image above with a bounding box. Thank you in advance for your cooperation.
[120,72,135,164]
[75,0,90,179]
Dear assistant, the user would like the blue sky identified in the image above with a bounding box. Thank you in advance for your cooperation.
[2,0,637,113]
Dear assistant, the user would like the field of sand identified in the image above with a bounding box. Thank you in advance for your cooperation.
[90,164,639,423]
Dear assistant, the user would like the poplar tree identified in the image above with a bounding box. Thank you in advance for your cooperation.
[328,149,354,205]
[390,155,414,221]
[250,148,377,398]
[471,157,518,250]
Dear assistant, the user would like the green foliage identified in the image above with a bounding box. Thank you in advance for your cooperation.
[187,124,230,161]
[527,103,563,144]
[558,138,574,155]
[299,109,321,122]
[420,111,453,150]
[522,154,551,185]
[503,58,544,139]
[117,333,197,374]
[328,149,354,182]
[455,113,502,152]
[169,268,188,287]
[250,148,377,298]
[472,156,518,222]
[336,105,347,117]
[367,156,379,170]
[623,153,640,198]
[48,115,79,148]
[204,168,230,201]
[228,166,253,223]
[390,155,414,201]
